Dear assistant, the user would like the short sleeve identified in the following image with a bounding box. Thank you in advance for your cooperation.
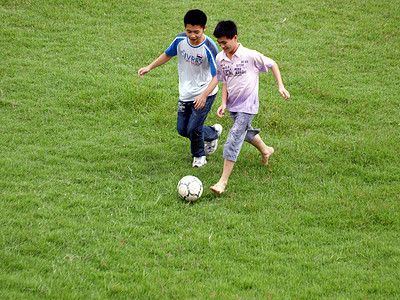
[165,33,186,57]
[253,51,276,73]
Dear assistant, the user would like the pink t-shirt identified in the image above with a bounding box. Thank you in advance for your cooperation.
[216,44,275,114]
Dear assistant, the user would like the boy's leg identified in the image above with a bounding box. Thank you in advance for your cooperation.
[203,125,219,142]
[177,100,191,138]
[187,95,217,158]
[222,112,255,162]
[204,123,222,155]
[250,134,274,166]
[210,112,254,194]
[210,159,235,194]
[241,122,274,166]
[201,93,218,142]
[178,100,206,166]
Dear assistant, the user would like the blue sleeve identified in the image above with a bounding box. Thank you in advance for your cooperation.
[165,33,186,56]
[206,51,217,77]
[205,38,218,77]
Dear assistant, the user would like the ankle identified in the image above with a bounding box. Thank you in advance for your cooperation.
[218,180,228,187]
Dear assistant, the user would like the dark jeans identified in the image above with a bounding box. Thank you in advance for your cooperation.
[177,94,218,157]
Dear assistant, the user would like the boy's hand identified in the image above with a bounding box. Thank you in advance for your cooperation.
[194,95,206,110]
[216,105,226,118]
[279,87,290,100]
[138,67,150,79]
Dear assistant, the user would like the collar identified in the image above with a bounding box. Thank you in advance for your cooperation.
[221,43,243,61]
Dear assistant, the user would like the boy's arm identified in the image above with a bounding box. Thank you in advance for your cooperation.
[216,83,228,118]
[271,63,290,99]
[193,76,218,110]
[138,53,173,79]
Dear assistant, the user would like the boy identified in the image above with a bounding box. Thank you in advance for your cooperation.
[138,9,222,168]
[210,20,290,194]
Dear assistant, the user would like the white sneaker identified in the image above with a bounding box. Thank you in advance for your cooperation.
[214,124,223,136]
[205,124,223,155]
[192,156,207,168]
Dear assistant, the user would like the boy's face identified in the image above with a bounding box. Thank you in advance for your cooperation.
[185,24,206,46]
[217,35,239,56]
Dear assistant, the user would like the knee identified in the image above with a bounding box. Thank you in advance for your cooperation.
[177,126,187,137]
[188,127,202,140]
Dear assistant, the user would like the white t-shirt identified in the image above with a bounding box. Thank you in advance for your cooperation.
[165,33,219,101]
[216,44,276,114]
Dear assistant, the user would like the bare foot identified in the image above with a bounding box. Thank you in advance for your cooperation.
[210,182,227,194]
[261,147,274,166]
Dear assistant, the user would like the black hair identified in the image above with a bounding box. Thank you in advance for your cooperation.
[213,20,237,39]
[184,9,207,28]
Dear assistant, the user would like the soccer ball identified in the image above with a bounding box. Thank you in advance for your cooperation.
[177,175,203,201]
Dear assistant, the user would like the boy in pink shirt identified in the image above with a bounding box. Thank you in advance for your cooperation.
[210,20,290,194]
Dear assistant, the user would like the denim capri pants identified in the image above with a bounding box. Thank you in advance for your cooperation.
[223,112,261,162]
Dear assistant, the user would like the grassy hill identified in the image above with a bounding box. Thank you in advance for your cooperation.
[1,0,399,298]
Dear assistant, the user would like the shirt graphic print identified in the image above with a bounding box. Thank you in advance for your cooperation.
[165,33,219,101]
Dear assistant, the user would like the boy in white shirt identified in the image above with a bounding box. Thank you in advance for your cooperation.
[138,10,222,168]
[210,20,290,194]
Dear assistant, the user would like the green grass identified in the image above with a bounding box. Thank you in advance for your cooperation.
[1,0,399,298]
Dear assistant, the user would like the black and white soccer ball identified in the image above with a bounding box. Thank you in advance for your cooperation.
[177,175,203,201]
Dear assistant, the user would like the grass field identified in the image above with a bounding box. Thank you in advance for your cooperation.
[1,0,399,298]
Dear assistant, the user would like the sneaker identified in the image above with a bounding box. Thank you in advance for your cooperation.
[205,124,223,155]
[192,156,207,168]
[214,124,223,136]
